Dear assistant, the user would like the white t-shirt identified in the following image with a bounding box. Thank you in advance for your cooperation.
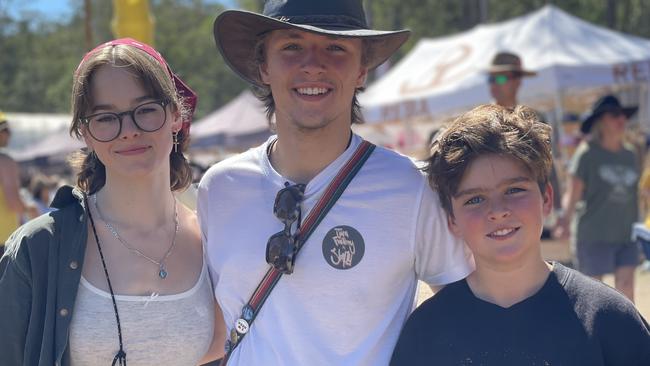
[198,134,474,366]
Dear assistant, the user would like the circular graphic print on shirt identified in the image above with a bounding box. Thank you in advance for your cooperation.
[322,226,365,270]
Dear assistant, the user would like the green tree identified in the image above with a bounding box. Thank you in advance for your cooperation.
[3,0,650,114]
[237,0,264,12]
[152,0,247,118]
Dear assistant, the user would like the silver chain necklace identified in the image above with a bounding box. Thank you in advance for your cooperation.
[92,194,179,279]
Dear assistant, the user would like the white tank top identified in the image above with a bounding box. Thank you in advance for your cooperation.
[69,259,215,366]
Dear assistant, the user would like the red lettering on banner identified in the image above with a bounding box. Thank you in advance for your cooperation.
[380,99,432,122]
[632,62,647,81]
[612,62,650,83]
[612,63,628,83]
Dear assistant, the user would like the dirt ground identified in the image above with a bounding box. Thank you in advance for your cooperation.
[417,239,650,319]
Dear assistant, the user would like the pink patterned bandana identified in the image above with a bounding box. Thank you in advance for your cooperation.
[77,38,197,133]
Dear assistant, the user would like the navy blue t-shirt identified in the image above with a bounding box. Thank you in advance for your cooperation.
[391,263,650,365]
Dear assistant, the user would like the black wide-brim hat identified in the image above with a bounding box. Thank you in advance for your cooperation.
[213,0,410,86]
[581,95,638,134]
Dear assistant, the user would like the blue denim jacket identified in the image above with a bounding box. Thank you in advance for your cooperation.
[0,186,88,366]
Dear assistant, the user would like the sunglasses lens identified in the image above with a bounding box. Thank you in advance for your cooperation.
[266,233,283,261]
[274,184,305,221]
[488,74,513,85]
[266,233,295,274]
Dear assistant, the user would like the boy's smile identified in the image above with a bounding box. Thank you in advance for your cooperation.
[449,154,552,269]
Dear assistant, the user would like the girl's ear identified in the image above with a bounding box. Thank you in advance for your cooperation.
[170,105,182,133]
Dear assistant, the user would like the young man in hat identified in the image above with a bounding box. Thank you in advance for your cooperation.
[198,1,474,365]
[0,113,27,257]
[555,95,641,302]
[391,104,650,365]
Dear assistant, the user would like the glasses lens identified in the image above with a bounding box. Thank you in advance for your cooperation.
[88,113,121,142]
[274,184,305,222]
[134,102,166,132]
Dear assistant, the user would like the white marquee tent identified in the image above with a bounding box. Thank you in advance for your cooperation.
[190,90,271,150]
[360,4,650,125]
[5,113,80,162]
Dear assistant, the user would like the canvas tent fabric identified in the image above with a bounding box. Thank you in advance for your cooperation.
[360,4,650,124]
[13,130,84,162]
[190,90,271,150]
[3,113,81,162]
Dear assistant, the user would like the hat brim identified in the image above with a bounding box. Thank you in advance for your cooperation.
[487,65,537,76]
[214,10,410,86]
[580,106,638,134]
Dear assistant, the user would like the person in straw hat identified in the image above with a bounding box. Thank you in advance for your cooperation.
[198,1,474,365]
[487,51,537,109]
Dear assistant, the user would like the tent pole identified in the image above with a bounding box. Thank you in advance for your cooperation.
[552,89,565,174]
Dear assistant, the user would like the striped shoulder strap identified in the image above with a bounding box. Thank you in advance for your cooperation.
[220,140,375,365]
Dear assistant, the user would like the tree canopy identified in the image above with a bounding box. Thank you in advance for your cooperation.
[1,0,649,117]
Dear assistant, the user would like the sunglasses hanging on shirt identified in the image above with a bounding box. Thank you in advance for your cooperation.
[266,183,306,274]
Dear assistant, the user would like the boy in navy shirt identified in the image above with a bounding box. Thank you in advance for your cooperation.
[391,104,650,365]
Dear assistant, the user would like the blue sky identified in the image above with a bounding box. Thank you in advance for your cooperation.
[5,0,237,21]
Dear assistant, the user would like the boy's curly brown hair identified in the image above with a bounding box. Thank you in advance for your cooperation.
[424,104,552,217]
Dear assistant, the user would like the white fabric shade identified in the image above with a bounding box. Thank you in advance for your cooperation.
[360,4,650,124]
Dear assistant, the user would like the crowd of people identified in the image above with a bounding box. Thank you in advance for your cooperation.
[1,0,649,365]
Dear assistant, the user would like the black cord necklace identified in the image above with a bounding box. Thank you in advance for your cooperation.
[85,194,127,366]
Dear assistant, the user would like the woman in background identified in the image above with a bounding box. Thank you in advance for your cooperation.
[555,94,640,302]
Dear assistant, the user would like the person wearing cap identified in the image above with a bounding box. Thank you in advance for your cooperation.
[0,114,28,257]
[555,95,640,302]
[0,39,225,365]
[198,1,474,365]
[487,51,562,215]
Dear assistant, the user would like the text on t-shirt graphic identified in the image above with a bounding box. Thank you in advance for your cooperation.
[322,226,365,269]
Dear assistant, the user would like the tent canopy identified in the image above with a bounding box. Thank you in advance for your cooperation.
[360,4,650,124]
[190,90,271,150]
[13,130,84,162]
[4,113,81,162]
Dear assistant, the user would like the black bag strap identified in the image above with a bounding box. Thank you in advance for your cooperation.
[220,140,375,365]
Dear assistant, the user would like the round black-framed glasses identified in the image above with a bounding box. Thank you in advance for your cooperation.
[81,99,170,142]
